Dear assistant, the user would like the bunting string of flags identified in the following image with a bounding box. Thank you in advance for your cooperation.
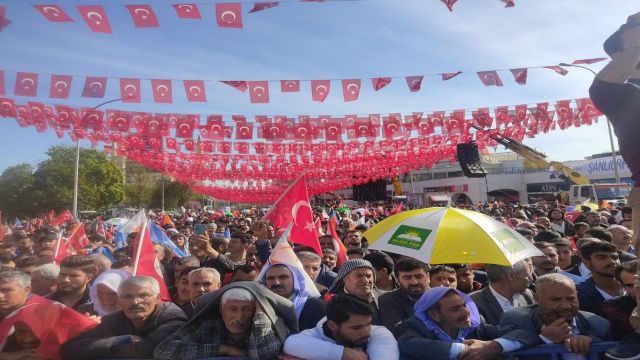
[0,58,607,104]
[0,95,602,203]
[0,1,520,35]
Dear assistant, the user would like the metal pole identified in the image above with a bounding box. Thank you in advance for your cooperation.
[161,173,165,212]
[71,97,128,219]
[72,140,80,219]
[559,63,621,183]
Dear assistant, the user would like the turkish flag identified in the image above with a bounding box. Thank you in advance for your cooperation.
[248,81,270,103]
[54,105,77,128]
[280,80,300,92]
[49,74,72,99]
[81,76,107,98]
[0,6,11,32]
[311,80,330,102]
[324,122,343,141]
[33,5,73,22]
[249,2,280,13]
[77,5,112,34]
[175,116,197,138]
[216,3,243,29]
[572,58,606,65]
[495,106,511,127]
[342,79,361,102]
[372,77,392,91]
[151,79,173,103]
[264,176,322,255]
[130,211,170,300]
[235,121,253,139]
[68,224,89,251]
[383,113,402,138]
[405,76,423,92]
[54,234,69,265]
[441,0,458,11]
[0,98,17,118]
[0,296,98,359]
[120,78,141,103]
[79,108,104,130]
[15,72,38,97]
[50,210,73,226]
[441,71,462,81]
[172,3,202,19]
[221,80,248,92]
[200,115,225,140]
[477,71,503,86]
[502,0,515,7]
[417,118,434,136]
[126,5,159,27]
[510,68,527,85]
[472,108,493,128]
[165,137,178,150]
[261,122,286,140]
[183,80,207,102]
[544,66,568,76]
[107,111,131,132]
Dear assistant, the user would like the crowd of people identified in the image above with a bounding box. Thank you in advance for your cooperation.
[0,195,637,360]
[1,11,640,360]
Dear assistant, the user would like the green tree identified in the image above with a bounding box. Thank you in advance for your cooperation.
[123,162,154,208]
[31,146,125,212]
[0,164,35,218]
[149,179,198,210]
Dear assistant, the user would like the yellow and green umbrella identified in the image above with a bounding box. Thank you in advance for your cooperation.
[364,207,543,266]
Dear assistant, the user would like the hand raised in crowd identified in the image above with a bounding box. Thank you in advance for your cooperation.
[563,335,592,354]
[459,339,501,360]
[540,317,572,344]
[251,221,269,241]
[340,348,369,360]
[191,234,219,258]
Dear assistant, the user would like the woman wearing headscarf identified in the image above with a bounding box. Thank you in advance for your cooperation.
[78,269,130,317]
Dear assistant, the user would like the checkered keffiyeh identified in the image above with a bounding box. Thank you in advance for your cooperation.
[328,259,375,292]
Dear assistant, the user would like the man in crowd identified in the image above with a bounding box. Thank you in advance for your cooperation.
[469,260,534,325]
[603,260,638,340]
[297,250,336,290]
[283,295,399,360]
[609,224,635,254]
[322,248,338,273]
[261,263,326,330]
[531,242,583,283]
[500,273,611,355]
[378,259,430,331]
[396,286,538,359]
[182,267,222,317]
[190,232,250,279]
[452,264,482,294]
[364,252,398,295]
[345,230,364,250]
[549,208,575,236]
[328,259,381,325]
[230,264,258,282]
[45,255,94,310]
[29,263,59,296]
[554,238,575,271]
[576,240,623,318]
[154,282,297,360]
[0,270,32,322]
[61,276,187,359]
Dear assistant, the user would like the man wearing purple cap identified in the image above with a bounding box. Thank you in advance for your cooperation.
[395,286,538,359]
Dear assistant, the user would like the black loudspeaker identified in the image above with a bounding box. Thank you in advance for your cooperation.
[353,179,387,201]
[456,143,487,178]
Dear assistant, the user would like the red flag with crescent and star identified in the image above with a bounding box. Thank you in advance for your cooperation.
[263,175,322,255]
[76,5,112,34]
[216,3,243,29]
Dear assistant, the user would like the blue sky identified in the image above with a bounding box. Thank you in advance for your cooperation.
[0,0,637,173]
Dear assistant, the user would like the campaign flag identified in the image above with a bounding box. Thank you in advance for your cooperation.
[0,296,97,359]
[150,222,186,257]
[68,224,89,251]
[14,217,22,227]
[90,246,115,262]
[113,231,126,250]
[51,210,73,226]
[255,224,321,298]
[264,175,322,255]
[130,210,170,300]
[328,217,348,266]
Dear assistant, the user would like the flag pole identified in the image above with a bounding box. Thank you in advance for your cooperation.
[132,209,146,276]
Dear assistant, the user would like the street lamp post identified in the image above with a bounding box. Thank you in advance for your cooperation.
[559,63,621,184]
[72,97,128,219]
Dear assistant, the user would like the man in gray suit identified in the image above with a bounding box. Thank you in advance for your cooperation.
[470,260,535,325]
[500,273,611,356]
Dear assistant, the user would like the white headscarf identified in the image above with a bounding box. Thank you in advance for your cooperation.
[89,269,130,316]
